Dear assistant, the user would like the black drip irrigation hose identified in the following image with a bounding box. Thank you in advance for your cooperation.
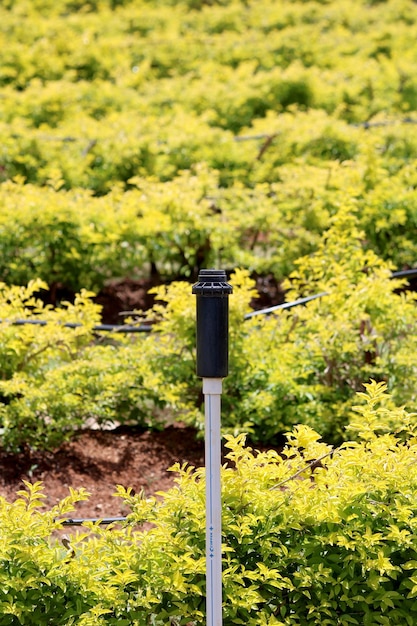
[7,320,152,333]
[244,268,417,320]
[5,268,417,331]
[4,268,417,331]
[61,516,128,526]
[244,291,328,319]
[392,268,417,279]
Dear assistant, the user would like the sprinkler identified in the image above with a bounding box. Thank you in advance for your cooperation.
[193,269,232,626]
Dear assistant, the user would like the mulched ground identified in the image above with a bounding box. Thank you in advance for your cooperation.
[0,424,205,519]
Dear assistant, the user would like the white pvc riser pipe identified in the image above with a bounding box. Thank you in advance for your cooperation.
[203,377,223,626]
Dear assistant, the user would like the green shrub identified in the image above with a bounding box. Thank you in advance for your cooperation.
[0,480,140,625]
[2,0,417,451]
[119,383,417,624]
[0,281,102,450]
[1,208,416,451]
[0,280,99,378]
[138,211,417,444]
[3,383,417,624]
[0,342,166,451]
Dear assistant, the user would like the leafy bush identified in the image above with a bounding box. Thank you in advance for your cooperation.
[2,117,417,285]
[0,281,102,450]
[0,279,193,452]
[224,214,417,442]
[0,342,166,451]
[119,384,417,624]
[137,212,417,444]
[2,212,416,451]
[0,279,99,378]
[0,172,219,291]
[1,0,417,451]
[3,384,417,624]
[0,182,144,293]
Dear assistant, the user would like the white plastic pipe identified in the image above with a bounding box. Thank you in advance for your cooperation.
[203,377,223,626]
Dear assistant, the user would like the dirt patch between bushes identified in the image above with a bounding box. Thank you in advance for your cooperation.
[0,425,205,519]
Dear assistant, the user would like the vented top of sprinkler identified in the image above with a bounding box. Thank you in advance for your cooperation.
[192,269,232,296]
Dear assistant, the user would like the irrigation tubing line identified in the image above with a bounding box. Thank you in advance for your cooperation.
[61,516,128,526]
[3,320,152,333]
[244,268,417,319]
[13,116,417,149]
[244,291,328,319]
[5,268,417,332]
[234,117,417,142]
[392,268,417,279]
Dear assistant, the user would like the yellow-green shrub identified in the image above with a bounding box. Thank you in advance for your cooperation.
[0,280,99,379]
[0,481,142,625]
[0,281,103,450]
[138,212,417,444]
[1,208,416,451]
[2,0,417,450]
[3,384,417,624]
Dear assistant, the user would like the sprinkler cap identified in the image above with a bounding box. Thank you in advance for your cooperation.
[192,269,233,296]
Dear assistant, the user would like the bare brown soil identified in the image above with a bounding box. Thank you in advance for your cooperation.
[0,424,205,519]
